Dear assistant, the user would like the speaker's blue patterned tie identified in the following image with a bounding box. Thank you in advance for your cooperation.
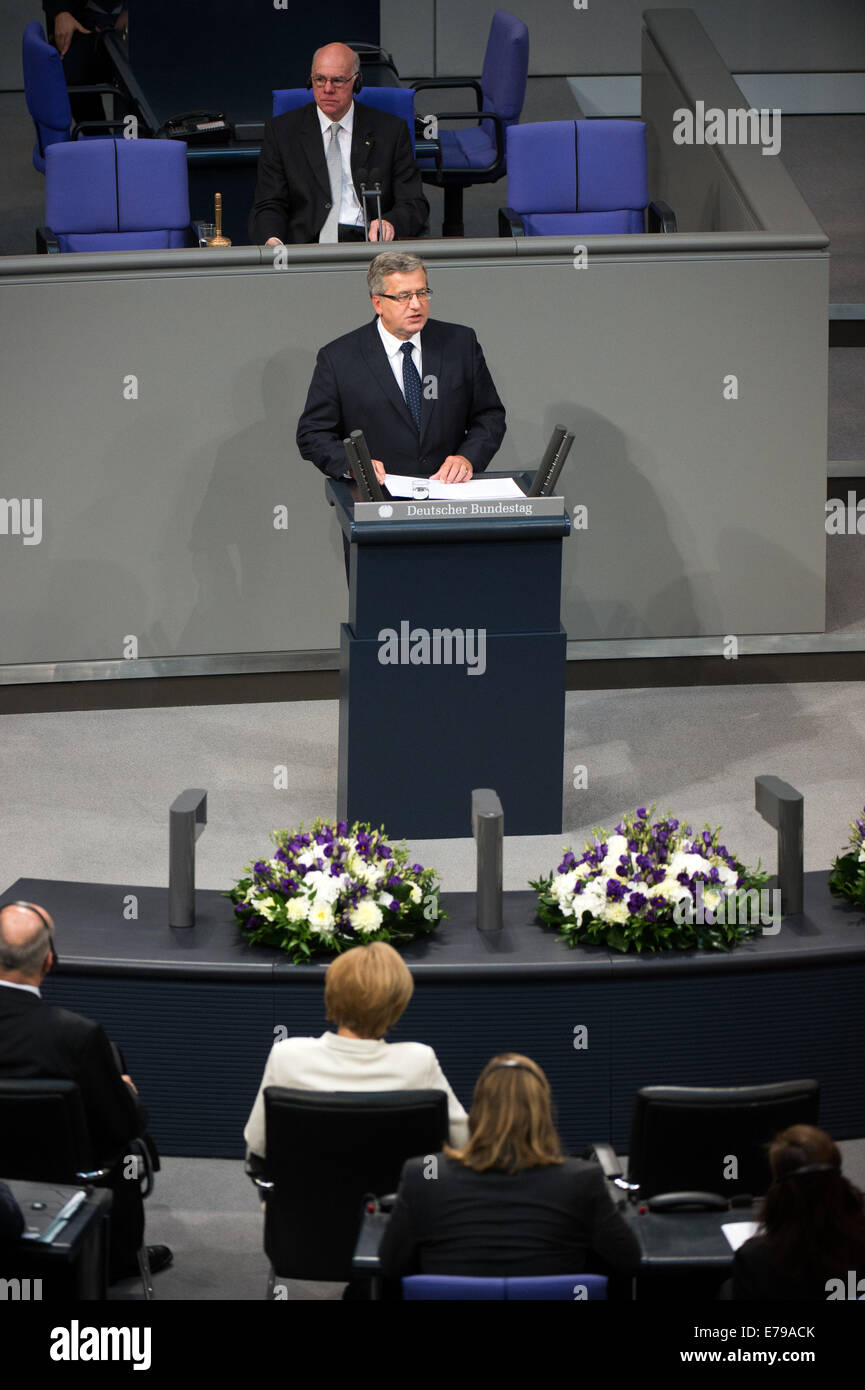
[401,341,422,432]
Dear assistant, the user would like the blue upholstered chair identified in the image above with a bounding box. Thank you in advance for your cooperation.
[272,87,417,151]
[402,1274,608,1300]
[499,120,677,237]
[38,138,191,253]
[22,20,126,173]
[413,9,529,236]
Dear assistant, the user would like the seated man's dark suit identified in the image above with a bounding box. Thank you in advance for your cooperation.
[0,985,146,1276]
[296,317,506,479]
[249,100,429,245]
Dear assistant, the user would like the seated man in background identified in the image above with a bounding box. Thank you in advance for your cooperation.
[42,4,127,126]
[0,900,170,1282]
[244,940,468,1156]
[249,42,429,245]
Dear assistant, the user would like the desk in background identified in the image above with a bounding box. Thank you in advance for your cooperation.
[0,1180,111,1301]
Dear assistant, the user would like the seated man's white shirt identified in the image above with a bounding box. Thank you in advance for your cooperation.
[317,103,363,227]
[244,1031,469,1156]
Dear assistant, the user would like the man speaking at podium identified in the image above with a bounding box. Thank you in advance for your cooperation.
[296,252,506,485]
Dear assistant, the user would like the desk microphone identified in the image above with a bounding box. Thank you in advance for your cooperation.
[357,166,371,240]
[526,425,575,498]
[358,166,384,240]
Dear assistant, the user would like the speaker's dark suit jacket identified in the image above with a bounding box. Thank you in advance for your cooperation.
[0,985,142,1163]
[296,317,506,479]
[249,99,429,245]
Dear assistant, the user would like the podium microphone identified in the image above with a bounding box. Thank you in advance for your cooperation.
[527,425,575,498]
[343,430,384,501]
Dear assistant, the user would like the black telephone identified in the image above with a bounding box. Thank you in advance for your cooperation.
[161,111,231,145]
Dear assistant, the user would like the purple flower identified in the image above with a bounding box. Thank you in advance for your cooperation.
[628,892,647,912]
[606,879,627,901]
[636,808,647,820]
[253,860,269,876]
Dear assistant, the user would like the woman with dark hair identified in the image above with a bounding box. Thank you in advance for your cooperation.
[732,1124,865,1299]
[378,1053,640,1282]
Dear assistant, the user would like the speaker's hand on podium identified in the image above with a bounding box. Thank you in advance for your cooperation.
[431,456,473,483]
[372,459,386,484]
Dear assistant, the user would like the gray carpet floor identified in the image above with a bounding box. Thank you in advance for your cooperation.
[4,680,865,894]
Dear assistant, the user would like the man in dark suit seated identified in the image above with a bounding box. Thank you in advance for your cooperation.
[296,250,506,487]
[0,901,171,1282]
[42,4,127,126]
[249,42,429,246]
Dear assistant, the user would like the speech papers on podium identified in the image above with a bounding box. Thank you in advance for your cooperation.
[384,474,526,501]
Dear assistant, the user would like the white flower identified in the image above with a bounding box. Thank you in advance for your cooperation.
[669,850,714,879]
[602,900,630,925]
[303,870,347,904]
[599,835,630,876]
[285,897,307,923]
[349,901,383,934]
[553,869,579,902]
[577,880,608,920]
[712,860,739,888]
[255,896,277,921]
[409,884,423,904]
[858,846,865,862]
[649,876,690,904]
[308,901,335,936]
[702,887,723,913]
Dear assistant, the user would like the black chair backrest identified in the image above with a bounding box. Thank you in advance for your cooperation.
[0,1078,96,1182]
[627,1080,820,1200]
[262,1087,448,1281]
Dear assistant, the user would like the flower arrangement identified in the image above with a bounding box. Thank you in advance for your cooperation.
[228,818,444,962]
[827,808,865,910]
[531,806,772,952]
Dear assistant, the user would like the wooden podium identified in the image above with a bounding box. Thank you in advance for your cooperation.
[327,475,570,838]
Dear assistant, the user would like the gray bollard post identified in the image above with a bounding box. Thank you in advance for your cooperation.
[169,789,207,927]
[754,775,803,916]
[472,788,503,933]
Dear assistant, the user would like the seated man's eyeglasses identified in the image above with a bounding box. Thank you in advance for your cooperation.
[311,73,354,88]
[377,288,434,303]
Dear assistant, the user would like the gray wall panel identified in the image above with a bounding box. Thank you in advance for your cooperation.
[0,3,39,91]
[0,246,827,665]
[380,0,435,77]
[3,3,862,92]
[434,1,865,77]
